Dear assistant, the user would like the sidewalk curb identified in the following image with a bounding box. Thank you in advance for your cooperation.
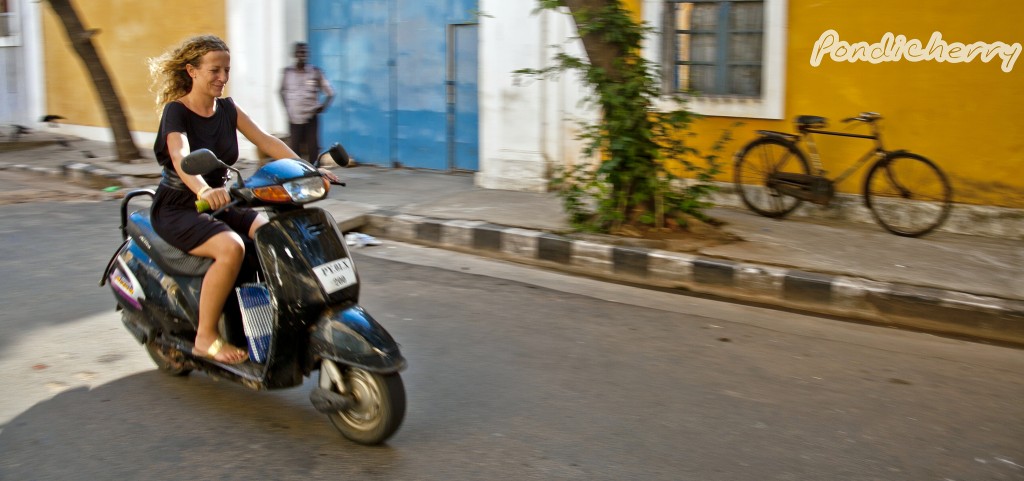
[0,139,62,152]
[0,163,62,177]
[359,211,1024,346]
[61,161,126,184]
[0,160,127,185]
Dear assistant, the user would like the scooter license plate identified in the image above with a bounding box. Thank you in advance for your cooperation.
[313,258,357,294]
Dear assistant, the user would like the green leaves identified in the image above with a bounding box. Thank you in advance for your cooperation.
[526,0,729,234]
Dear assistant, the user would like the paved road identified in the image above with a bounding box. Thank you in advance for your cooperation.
[0,171,120,339]
[1,182,1022,480]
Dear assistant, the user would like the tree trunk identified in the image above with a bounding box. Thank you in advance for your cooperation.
[561,0,625,82]
[45,0,140,162]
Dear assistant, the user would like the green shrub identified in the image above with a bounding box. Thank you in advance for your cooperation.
[517,0,731,233]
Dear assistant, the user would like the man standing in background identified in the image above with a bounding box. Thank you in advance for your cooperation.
[280,42,334,165]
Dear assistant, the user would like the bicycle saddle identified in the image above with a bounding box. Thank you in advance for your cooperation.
[795,115,827,129]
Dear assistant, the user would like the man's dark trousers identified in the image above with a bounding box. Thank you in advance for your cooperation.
[288,115,320,165]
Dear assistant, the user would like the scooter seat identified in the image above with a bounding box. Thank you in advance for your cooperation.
[126,210,213,277]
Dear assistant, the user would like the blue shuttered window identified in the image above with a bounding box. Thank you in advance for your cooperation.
[667,0,764,97]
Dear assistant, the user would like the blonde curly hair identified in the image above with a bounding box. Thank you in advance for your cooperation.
[148,35,230,110]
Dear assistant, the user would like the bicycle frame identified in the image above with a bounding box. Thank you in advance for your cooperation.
[799,122,888,185]
[736,112,953,237]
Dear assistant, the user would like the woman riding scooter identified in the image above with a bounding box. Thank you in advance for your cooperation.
[148,35,338,363]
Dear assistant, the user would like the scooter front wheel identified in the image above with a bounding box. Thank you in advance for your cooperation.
[319,360,405,445]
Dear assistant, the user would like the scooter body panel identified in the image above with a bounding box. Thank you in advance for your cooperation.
[253,207,359,323]
[109,238,202,334]
[310,305,406,373]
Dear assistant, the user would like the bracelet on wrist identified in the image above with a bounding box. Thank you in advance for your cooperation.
[197,186,212,199]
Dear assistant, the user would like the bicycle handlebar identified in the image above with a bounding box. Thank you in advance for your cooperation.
[842,112,882,123]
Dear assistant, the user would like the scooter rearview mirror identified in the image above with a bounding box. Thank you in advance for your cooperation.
[181,149,228,176]
[327,143,350,168]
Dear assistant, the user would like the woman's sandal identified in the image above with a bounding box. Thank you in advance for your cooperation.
[194,337,249,365]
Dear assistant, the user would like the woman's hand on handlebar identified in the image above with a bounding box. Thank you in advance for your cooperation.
[199,186,231,211]
[318,167,342,185]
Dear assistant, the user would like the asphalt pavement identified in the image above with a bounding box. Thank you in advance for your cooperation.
[2,133,1021,345]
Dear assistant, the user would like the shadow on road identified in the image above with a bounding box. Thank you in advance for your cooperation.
[0,371,403,480]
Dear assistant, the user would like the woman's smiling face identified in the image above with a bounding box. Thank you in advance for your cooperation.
[189,50,231,97]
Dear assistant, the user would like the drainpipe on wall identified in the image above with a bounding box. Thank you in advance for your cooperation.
[388,0,398,168]
[539,7,551,183]
[23,0,45,127]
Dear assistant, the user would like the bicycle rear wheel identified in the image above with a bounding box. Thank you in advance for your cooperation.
[734,137,811,218]
[864,152,952,237]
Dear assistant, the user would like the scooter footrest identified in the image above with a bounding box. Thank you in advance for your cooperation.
[310,387,352,413]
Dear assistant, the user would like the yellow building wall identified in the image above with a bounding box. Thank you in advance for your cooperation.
[42,0,226,135]
[680,0,1023,208]
[622,0,641,19]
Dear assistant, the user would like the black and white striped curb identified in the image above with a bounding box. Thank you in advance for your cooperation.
[0,162,62,177]
[0,161,125,184]
[61,162,125,184]
[361,211,1024,346]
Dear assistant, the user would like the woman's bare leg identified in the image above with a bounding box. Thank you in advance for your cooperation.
[189,230,248,363]
[249,214,268,238]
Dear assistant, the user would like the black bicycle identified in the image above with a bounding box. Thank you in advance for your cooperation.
[733,112,953,237]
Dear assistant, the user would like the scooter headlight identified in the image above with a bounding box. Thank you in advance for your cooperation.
[252,176,330,204]
[284,176,330,204]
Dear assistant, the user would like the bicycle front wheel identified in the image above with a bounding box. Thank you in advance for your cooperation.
[734,137,811,218]
[864,152,952,237]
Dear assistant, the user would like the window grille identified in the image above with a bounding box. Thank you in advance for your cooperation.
[666,0,764,97]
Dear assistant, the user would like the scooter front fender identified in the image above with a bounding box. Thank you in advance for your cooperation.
[310,305,406,373]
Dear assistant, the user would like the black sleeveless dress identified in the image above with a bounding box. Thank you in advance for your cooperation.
[151,97,259,252]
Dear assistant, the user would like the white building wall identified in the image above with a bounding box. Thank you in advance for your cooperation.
[21,0,44,129]
[476,1,597,192]
[227,0,306,159]
[4,0,46,129]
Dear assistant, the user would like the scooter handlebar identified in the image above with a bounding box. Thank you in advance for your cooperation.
[195,198,239,216]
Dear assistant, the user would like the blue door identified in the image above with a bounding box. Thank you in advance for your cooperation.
[309,1,392,167]
[309,0,479,171]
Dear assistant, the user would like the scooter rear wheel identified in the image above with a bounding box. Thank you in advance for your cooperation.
[320,360,405,445]
[144,339,192,376]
